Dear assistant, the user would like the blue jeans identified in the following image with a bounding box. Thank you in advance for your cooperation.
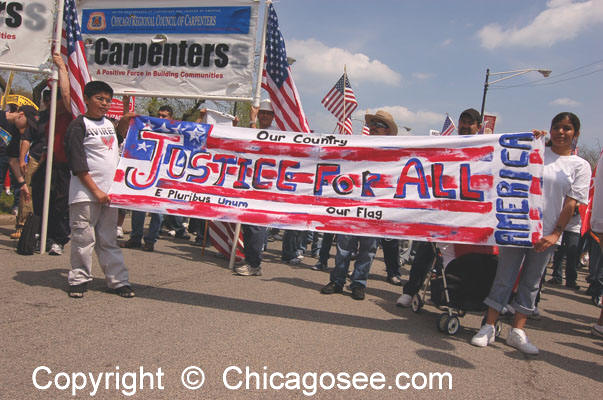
[282,229,304,261]
[382,239,401,278]
[330,235,378,288]
[485,246,555,315]
[242,224,266,268]
[318,233,335,265]
[130,211,163,244]
[551,231,580,284]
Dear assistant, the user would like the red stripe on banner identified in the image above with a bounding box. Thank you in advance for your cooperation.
[114,169,125,182]
[320,146,495,163]
[206,137,315,159]
[152,180,493,213]
[530,176,542,194]
[206,137,493,164]
[530,149,544,164]
[111,194,493,243]
[529,208,541,220]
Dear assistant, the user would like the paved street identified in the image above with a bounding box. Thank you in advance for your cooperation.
[1,214,601,399]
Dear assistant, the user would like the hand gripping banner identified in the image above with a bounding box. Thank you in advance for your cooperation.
[109,116,545,247]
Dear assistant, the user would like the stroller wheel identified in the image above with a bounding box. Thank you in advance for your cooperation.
[446,316,460,335]
[411,294,423,313]
[437,313,448,332]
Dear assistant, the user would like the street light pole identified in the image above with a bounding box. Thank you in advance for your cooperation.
[479,68,551,122]
[480,68,490,124]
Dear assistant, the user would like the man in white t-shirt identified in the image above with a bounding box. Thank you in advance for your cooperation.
[64,81,134,299]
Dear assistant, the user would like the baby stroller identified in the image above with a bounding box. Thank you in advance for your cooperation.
[410,243,501,336]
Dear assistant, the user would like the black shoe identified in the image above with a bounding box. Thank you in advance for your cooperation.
[386,275,403,285]
[351,286,365,300]
[565,282,580,290]
[142,242,155,252]
[321,282,343,294]
[120,238,141,249]
[546,278,562,285]
[68,282,88,298]
[175,231,190,240]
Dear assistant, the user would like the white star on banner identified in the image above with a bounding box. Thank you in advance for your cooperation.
[188,127,204,142]
[137,142,149,152]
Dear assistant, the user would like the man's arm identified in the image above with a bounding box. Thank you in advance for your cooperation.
[534,196,578,252]
[53,53,71,108]
[116,112,136,138]
[249,105,259,128]
[19,139,31,176]
[76,171,109,204]
[8,157,30,201]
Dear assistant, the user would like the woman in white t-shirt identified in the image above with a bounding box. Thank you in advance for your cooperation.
[471,112,592,355]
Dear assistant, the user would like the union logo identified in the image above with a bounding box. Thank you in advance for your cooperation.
[87,12,106,31]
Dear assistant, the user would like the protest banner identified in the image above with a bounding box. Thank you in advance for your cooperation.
[78,0,259,100]
[109,116,545,247]
[0,0,56,72]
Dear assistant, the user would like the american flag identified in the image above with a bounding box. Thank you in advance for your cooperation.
[261,4,310,133]
[440,114,456,136]
[61,0,91,116]
[337,117,353,135]
[361,125,371,136]
[208,221,244,262]
[322,74,358,121]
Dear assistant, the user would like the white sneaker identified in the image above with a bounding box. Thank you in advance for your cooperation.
[396,294,412,307]
[49,243,63,256]
[507,328,539,355]
[234,264,262,276]
[116,226,124,238]
[471,324,496,347]
[168,230,176,237]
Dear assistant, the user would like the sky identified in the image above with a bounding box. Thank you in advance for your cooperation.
[257,0,603,152]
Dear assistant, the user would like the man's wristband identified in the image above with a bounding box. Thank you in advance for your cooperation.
[17,181,26,188]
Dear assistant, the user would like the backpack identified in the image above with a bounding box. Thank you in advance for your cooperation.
[17,214,41,255]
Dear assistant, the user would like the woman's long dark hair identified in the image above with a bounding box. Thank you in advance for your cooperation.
[546,112,580,148]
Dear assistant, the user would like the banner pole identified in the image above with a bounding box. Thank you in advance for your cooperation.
[253,0,271,108]
[1,72,14,108]
[228,223,242,271]
[40,0,65,254]
[343,65,347,126]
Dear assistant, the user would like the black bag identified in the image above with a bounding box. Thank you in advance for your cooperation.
[17,214,41,255]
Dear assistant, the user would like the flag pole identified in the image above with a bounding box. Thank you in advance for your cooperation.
[228,223,242,271]
[342,65,347,128]
[1,72,14,108]
[40,0,65,254]
[253,0,271,108]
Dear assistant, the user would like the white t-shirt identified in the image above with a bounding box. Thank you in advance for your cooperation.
[65,116,120,204]
[542,147,591,239]
[591,152,603,233]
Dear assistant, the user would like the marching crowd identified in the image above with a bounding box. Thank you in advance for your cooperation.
[1,55,602,356]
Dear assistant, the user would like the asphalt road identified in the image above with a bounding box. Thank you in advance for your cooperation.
[1,214,601,399]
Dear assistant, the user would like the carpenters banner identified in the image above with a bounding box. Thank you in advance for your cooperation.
[109,116,546,247]
[78,0,259,99]
[0,0,56,71]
